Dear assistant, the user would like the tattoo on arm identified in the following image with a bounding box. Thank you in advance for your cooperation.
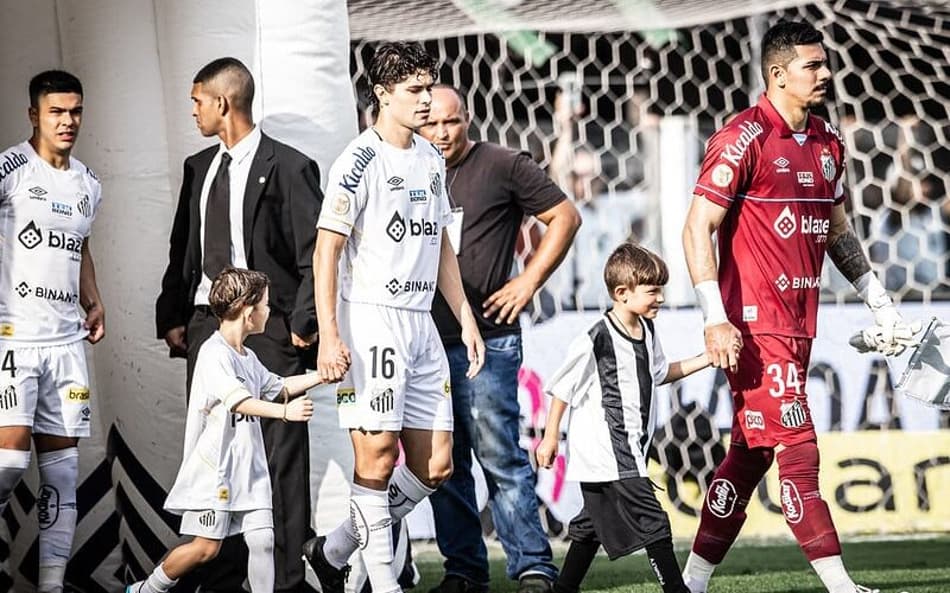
[827,230,871,283]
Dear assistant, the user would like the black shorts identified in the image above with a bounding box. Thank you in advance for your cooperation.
[567,477,672,560]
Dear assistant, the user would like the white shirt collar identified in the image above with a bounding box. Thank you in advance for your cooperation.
[218,125,262,165]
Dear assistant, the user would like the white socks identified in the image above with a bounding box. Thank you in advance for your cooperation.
[142,562,177,593]
[349,484,400,593]
[0,448,31,514]
[812,555,858,593]
[244,527,275,593]
[37,447,78,593]
[682,552,717,593]
[324,464,435,569]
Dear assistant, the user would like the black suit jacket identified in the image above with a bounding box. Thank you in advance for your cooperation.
[155,133,322,352]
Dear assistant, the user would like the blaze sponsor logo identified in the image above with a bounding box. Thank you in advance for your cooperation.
[797,171,814,186]
[37,485,61,529]
[409,189,427,203]
[774,206,796,238]
[18,221,42,249]
[773,157,790,173]
[0,386,17,410]
[370,387,395,414]
[337,388,356,406]
[780,479,804,523]
[28,186,47,200]
[744,410,765,430]
[707,479,738,518]
[775,273,821,292]
[386,212,407,242]
[66,386,89,401]
[720,120,764,166]
[386,211,438,242]
[780,400,808,428]
[0,152,28,182]
[337,146,377,193]
[800,214,830,242]
[47,230,83,260]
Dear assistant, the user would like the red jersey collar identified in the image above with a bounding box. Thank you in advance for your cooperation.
[757,94,818,139]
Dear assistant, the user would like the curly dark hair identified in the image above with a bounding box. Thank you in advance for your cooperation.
[367,42,438,116]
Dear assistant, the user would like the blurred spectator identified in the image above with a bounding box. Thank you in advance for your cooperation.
[548,90,647,310]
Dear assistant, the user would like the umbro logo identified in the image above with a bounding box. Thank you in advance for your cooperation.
[28,186,47,200]
[387,176,405,191]
[773,157,790,173]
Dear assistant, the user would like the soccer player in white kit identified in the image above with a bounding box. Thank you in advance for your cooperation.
[305,42,485,593]
[126,268,319,593]
[0,70,106,593]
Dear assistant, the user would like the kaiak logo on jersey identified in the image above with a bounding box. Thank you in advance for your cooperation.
[337,146,376,193]
[77,193,92,218]
[707,479,738,518]
[720,121,764,166]
[51,202,72,217]
[774,273,821,292]
[28,186,47,200]
[18,221,42,249]
[0,152,27,182]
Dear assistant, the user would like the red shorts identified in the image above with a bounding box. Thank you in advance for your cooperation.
[725,334,816,449]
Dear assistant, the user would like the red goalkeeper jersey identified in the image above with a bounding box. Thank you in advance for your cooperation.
[693,95,846,338]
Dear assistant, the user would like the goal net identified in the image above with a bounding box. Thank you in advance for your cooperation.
[348,0,950,538]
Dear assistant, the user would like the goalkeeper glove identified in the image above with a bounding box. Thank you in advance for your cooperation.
[851,272,921,356]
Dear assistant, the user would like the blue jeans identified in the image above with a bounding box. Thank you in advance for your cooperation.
[430,333,557,583]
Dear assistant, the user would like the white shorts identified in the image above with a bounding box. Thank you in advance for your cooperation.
[0,341,91,437]
[179,508,273,539]
[336,302,452,432]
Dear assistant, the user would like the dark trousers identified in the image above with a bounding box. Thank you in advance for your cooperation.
[179,307,313,593]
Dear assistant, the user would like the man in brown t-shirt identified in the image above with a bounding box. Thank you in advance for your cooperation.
[419,85,581,593]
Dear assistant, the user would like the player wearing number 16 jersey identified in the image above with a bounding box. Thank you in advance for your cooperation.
[680,20,898,593]
[0,70,105,593]
[308,42,485,593]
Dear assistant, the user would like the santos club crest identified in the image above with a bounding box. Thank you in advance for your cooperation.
[820,147,836,182]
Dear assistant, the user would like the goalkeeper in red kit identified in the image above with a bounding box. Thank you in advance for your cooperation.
[680,19,917,593]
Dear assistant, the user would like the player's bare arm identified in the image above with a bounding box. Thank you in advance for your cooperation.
[80,238,105,343]
[483,199,581,324]
[662,352,713,384]
[682,196,742,372]
[232,395,313,422]
[436,230,485,378]
[313,229,351,382]
[826,204,871,282]
[535,397,568,469]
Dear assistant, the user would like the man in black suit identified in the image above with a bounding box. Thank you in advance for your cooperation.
[155,57,322,593]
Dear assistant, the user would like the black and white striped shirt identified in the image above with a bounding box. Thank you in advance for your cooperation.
[546,313,669,482]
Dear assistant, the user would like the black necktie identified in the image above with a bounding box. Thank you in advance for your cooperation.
[203,152,232,280]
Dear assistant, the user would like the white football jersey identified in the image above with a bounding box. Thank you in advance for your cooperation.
[318,128,452,311]
[165,331,285,513]
[546,314,669,482]
[0,141,101,345]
